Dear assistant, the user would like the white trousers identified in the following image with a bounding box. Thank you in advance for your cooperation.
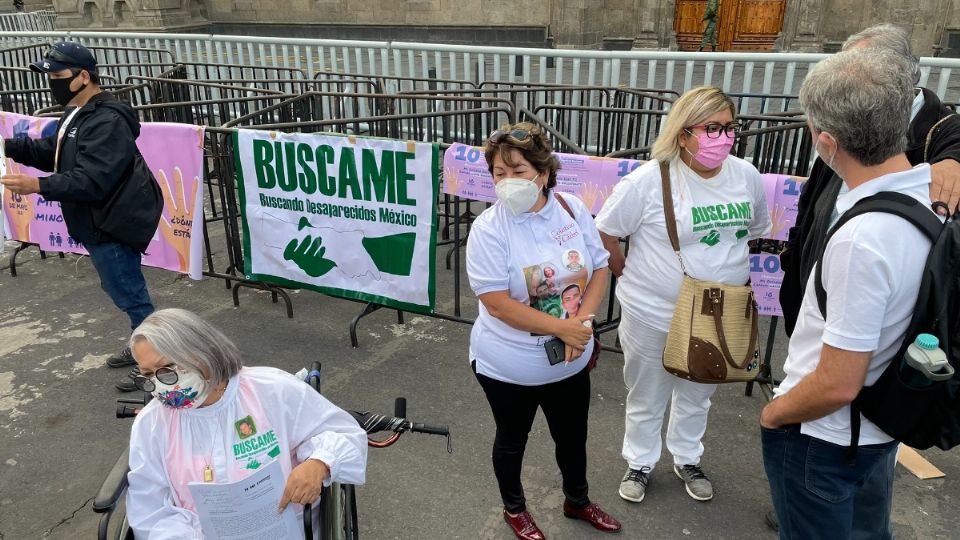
[620,313,718,471]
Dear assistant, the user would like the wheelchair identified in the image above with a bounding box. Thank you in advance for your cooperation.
[93,362,450,540]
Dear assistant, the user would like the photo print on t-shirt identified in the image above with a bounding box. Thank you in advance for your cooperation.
[522,253,588,328]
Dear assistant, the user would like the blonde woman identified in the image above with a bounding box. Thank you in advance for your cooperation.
[595,87,771,504]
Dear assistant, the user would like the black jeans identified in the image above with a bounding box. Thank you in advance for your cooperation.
[474,363,591,514]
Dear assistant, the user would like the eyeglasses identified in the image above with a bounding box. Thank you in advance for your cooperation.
[488,128,534,144]
[132,366,179,392]
[684,122,742,138]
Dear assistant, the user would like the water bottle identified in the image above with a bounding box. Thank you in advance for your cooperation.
[901,334,954,388]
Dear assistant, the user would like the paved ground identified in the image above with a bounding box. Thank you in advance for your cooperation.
[1,233,959,540]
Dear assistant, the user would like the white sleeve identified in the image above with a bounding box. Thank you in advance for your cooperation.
[561,192,610,270]
[748,168,773,239]
[126,413,204,540]
[595,178,644,238]
[288,380,368,487]
[466,217,510,296]
[820,229,894,352]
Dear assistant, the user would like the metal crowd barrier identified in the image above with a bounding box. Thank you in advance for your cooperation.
[3,31,960,105]
[0,10,56,33]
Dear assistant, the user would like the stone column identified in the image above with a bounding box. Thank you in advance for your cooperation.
[633,0,677,50]
[54,0,208,31]
[780,0,827,52]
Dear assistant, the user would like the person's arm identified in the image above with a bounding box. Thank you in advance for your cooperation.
[478,291,594,355]
[126,412,204,540]
[600,233,625,277]
[748,169,773,239]
[924,110,960,213]
[761,228,894,428]
[276,374,368,512]
[37,112,136,203]
[4,135,57,173]
[595,175,645,278]
[760,345,870,428]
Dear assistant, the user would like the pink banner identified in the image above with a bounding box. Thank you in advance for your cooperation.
[750,253,784,317]
[442,144,808,317]
[1,112,205,279]
[442,142,642,215]
[762,173,804,241]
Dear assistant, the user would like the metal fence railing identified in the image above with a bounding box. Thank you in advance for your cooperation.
[3,31,960,110]
[0,10,55,32]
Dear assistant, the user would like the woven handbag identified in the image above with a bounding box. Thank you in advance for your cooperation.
[658,162,760,384]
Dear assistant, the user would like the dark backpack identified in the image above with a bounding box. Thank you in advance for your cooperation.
[814,191,960,452]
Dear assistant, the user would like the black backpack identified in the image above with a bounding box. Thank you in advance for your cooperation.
[814,192,960,452]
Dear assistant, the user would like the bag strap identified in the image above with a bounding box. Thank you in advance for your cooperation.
[924,113,957,163]
[708,290,760,369]
[659,161,686,272]
[813,191,943,320]
[554,192,575,220]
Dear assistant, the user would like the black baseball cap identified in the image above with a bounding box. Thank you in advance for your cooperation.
[30,41,98,74]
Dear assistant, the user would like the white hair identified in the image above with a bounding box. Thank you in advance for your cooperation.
[130,308,243,386]
[800,48,914,166]
[842,23,921,85]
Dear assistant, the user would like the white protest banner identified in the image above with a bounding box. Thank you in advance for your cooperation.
[234,130,439,313]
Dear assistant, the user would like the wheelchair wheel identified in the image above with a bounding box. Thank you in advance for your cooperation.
[320,482,358,540]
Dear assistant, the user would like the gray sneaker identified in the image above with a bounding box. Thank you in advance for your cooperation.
[674,464,713,501]
[618,466,651,503]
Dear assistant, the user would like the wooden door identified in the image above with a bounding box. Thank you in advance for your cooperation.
[674,0,786,52]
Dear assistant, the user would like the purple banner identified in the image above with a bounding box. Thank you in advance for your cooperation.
[750,253,784,317]
[1,112,206,279]
[442,142,642,215]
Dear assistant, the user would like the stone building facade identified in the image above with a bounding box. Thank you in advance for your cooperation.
[18,0,960,56]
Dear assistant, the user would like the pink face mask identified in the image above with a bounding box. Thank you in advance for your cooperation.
[686,132,735,170]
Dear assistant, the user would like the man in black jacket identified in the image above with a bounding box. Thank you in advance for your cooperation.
[1,42,162,391]
[780,24,960,337]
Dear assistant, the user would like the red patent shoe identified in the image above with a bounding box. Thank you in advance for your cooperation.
[503,510,546,540]
[562,501,622,533]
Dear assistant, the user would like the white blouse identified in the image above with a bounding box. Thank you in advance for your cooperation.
[126,366,368,539]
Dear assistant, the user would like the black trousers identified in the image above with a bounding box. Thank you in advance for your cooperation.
[474,364,591,514]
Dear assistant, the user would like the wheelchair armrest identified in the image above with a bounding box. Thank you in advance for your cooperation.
[93,447,130,513]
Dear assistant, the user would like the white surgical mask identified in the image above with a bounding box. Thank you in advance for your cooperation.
[151,368,211,410]
[495,174,541,215]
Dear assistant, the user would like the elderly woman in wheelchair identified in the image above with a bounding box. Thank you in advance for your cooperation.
[109,308,367,539]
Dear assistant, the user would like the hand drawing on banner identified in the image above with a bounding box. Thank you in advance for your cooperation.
[769,204,789,240]
[443,166,461,196]
[284,218,337,278]
[579,183,611,214]
[157,167,199,273]
[3,161,34,242]
[262,213,383,281]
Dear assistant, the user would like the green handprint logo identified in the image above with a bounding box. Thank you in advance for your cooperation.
[284,217,337,277]
[699,230,721,247]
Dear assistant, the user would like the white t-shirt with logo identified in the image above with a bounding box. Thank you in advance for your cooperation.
[467,192,610,386]
[595,156,772,331]
[775,165,935,446]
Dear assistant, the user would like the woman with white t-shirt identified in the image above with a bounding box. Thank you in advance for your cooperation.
[466,122,621,540]
[595,87,771,505]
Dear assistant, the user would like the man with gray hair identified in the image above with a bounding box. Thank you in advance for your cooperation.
[759,47,936,539]
[779,23,960,337]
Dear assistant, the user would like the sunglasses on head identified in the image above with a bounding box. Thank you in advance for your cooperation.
[488,128,537,145]
[43,47,81,66]
[132,366,179,392]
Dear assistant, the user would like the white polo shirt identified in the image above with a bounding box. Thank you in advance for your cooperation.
[775,164,936,446]
[467,192,609,385]
[595,156,772,331]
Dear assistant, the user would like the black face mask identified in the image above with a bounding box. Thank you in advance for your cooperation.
[49,71,87,107]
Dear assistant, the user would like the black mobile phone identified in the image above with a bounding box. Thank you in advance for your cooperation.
[544,338,566,365]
